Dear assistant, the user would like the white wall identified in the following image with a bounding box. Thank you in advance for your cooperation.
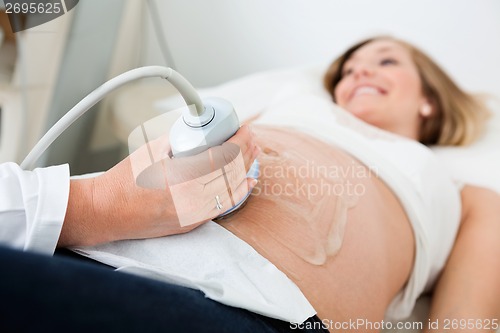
[142,0,500,97]
[1,10,73,164]
[33,0,127,170]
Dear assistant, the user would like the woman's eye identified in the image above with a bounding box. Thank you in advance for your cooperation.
[342,68,353,76]
[380,58,398,66]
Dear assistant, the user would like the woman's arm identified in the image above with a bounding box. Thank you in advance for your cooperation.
[425,185,500,332]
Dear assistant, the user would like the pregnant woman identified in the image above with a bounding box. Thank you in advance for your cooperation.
[1,36,498,333]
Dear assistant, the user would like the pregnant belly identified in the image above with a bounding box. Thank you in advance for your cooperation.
[218,126,414,324]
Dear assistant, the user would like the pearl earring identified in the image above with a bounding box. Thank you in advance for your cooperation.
[420,104,432,117]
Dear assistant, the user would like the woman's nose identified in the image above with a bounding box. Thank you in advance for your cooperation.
[352,64,375,78]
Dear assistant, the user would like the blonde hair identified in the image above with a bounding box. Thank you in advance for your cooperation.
[324,36,490,146]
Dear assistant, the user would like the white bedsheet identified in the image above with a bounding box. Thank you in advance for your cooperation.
[74,221,316,323]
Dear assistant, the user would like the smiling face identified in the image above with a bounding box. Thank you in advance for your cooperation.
[333,39,428,140]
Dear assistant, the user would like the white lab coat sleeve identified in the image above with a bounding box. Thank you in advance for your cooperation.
[0,162,70,255]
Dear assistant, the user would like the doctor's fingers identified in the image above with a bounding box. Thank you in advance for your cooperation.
[195,145,254,190]
[168,176,257,227]
[232,177,258,204]
[136,128,258,189]
[162,142,245,185]
[225,125,260,171]
[165,125,258,181]
[208,176,258,219]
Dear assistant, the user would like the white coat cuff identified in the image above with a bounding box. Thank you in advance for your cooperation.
[24,164,70,255]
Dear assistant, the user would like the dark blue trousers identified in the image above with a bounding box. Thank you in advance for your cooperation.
[0,246,328,333]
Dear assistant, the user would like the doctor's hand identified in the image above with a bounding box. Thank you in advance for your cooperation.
[58,125,260,247]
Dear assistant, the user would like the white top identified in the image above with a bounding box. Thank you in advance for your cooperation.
[0,162,70,254]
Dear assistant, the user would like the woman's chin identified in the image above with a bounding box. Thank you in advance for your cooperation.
[348,109,386,129]
[349,108,374,121]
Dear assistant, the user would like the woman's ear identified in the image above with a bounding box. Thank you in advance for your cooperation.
[419,102,433,117]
